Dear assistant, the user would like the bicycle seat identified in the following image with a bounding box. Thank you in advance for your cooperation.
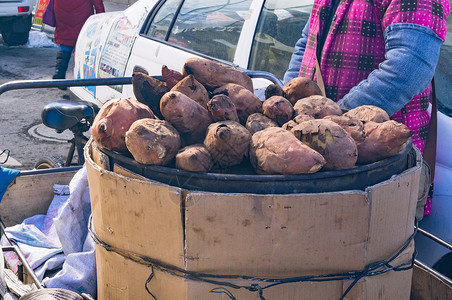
[41,100,97,132]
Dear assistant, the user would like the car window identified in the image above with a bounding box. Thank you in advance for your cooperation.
[248,0,313,80]
[146,0,182,40]
[436,17,452,116]
[145,0,254,62]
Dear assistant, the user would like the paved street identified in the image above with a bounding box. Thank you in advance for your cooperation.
[0,1,128,170]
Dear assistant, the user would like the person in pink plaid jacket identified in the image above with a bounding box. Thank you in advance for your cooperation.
[284,0,449,216]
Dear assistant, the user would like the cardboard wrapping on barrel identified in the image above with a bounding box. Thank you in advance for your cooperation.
[95,245,414,299]
[85,138,422,299]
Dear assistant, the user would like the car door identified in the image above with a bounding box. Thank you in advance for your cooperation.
[72,0,157,106]
[92,1,154,104]
[122,0,263,97]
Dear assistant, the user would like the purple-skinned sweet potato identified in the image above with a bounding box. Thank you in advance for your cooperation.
[293,95,342,119]
[291,119,358,170]
[170,74,209,108]
[356,120,412,164]
[282,114,315,131]
[160,91,212,144]
[343,105,390,123]
[132,72,169,119]
[245,113,278,135]
[125,118,181,165]
[161,65,184,90]
[262,96,294,126]
[182,57,253,92]
[250,127,326,174]
[203,121,251,168]
[207,94,239,122]
[323,115,365,144]
[92,97,155,152]
[212,83,262,124]
[282,77,322,105]
[176,144,213,172]
[265,83,284,99]
[293,114,315,123]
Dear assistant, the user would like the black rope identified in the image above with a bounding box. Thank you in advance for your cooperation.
[210,287,237,300]
[88,216,417,300]
[0,149,11,164]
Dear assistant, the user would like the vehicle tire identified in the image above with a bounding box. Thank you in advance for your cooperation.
[1,30,29,46]
[34,156,65,169]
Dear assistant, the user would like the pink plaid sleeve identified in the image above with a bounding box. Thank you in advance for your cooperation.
[376,0,449,41]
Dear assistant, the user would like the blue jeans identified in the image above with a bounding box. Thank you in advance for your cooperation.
[59,45,74,54]
[337,23,442,115]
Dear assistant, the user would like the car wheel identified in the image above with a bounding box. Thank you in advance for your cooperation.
[34,156,65,169]
[1,30,29,46]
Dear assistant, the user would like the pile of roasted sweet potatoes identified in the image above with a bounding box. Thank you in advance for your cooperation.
[91,57,412,175]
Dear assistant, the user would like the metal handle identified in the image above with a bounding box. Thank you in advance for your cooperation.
[0,71,282,96]
[0,77,134,96]
[243,71,283,87]
[417,227,452,251]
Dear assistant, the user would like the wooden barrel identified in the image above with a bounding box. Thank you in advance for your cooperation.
[85,138,421,300]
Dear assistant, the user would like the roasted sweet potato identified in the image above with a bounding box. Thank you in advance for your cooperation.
[356,120,412,164]
[265,83,284,99]
[207,94,239,122]
[161,65,184,89]
[343,105,390,123]
[92,97,155,152]
[170,74,209,108]
[293,114,315,123]
[281,120,298,131]
[212,83,262,124]
[293,95,342,119]
[291,119,358,170]
[323,115,365,144]
[176,144,213,172]
[245,113,278,135]
[133,65,148,75]
[282,77,323,105]
[160,91,212,144]
[204,121,251,168]
[282,114,315,131]
[250,127,326,174]
[125,119,181,165]
[132,72,169,119]
[262,96,294,126]
[182,57,253,92]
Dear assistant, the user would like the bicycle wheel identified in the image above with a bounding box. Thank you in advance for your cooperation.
[34,156,65,169]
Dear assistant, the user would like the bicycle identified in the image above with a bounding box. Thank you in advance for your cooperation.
[0,77,132,169]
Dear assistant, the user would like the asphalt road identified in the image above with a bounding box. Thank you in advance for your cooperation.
[0,30,78,170]
[0,2,128,170]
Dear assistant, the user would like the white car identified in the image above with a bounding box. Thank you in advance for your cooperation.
[72,0,312,107]
[72,0,452,276]
[0,0,35,45]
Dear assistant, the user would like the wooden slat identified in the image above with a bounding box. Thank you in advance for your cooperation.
[0,169,78,227]
[411,263,452,299]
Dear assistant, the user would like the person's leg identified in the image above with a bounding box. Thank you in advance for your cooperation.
[53,45,74,80]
